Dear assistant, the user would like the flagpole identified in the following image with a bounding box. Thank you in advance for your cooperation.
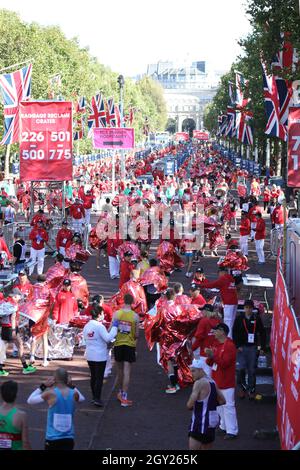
[0,59,34,74]
[4,144,11,179]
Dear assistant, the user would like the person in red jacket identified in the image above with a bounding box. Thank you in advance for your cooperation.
[119,251,134,289]
[239,211,251,256]
[271,202,284,230]
[107,231,123,279]
[198,267,238,338]
[263,187,271,211]
[69,198,85,233]
[30,209,49,228]
[254,212,266,264]
[14,270,34,301]
[29,221,49,275]
[189,284,206,308]
[52,279,78,324]
[192,304,221,376]
[82,189,94,225]
[56,220,73,257]
[205,323,238,439]
[248,200,262,241]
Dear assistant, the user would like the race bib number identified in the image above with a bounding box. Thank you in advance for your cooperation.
[118,320,132,335]
[77,208,80,213]
[208,410,220,428]
[63,238,67,244]
[53,413,72,433]
[212,363,218,371]
[248,334,255,344]
[0,439,12,449]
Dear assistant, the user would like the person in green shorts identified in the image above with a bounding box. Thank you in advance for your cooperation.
[0,380,31,450]
[112,293,139,408]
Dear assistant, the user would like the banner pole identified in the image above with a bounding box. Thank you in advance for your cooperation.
[4,144,11,179]
[112,151,116,195]
[0,59,34,74]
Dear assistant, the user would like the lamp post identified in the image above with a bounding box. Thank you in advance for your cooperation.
[118,74,125,182]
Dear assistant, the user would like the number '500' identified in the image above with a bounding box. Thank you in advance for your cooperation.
[22,149,45,160]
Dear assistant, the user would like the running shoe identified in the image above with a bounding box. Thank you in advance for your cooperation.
[120,398,133,407]
[165,386,177,394]
[93,400,104,407]
[0,370,9,377]
[22,365,37,375]
[42,360,49,367]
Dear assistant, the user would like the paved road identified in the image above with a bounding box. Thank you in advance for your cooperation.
[3,212,280,450]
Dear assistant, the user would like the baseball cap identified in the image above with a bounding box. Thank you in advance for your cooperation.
[190,359,203,369]
[190,284,200,292]
[244,299,254,308]
[196,267,204,273]
[213,323,230,335]
[62,220,68,225]
[63,279,71,286]
[18,270,26,276]
[124,251,133,257]
[201,304,214,312]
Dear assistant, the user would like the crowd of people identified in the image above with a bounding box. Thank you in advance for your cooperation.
[0,140,287,450]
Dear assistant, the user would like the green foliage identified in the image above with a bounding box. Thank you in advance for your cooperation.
[0,9,167,153]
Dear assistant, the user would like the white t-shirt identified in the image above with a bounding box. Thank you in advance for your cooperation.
[83,320,117,362]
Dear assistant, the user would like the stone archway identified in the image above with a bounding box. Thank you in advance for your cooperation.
[181,117,196,137]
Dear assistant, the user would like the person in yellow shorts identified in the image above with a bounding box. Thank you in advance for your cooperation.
[112,293,139,407]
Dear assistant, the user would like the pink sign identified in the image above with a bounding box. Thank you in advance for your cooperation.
[193,130,209,140]
[175,132,189,141]
[93,127,135,149]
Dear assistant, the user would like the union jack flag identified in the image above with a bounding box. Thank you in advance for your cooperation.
[87,93,106,131]
[225,107,236,138]
[106,97,116,127]
[271,32,299,72]
[236,111,253,146]
[0,63,32,145]
[262,62,287,141]
[74,96,86,141]
[235,71,251,109]
[217,114,227,136]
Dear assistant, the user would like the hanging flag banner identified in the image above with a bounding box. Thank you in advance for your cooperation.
[19,101,73,181]
[93,127,134,149]
[193,130,209,140]
[175,132,189,141]
[288,106,300,187]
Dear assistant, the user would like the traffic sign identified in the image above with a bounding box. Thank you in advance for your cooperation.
[93,128,135,149]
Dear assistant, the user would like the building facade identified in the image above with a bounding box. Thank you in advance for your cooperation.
[146,61,224,133]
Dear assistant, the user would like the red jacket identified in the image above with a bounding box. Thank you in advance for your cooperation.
[30,214,48,227]
[255,218,266,240]
[248,205,262,223]
[206,338,237,389]
[52,290,78,324]
[191,294,206,308]
[56,228,73,249]
[119,260,134,288]
[272,206,284,225]
[69,203,85,220]
[200,274,238,305]
[192,316,220,355]
[15,281,34,300]
[29,228,49,250]
[239,218,250,236]
[83,195,94,209]
[107,235,123,257]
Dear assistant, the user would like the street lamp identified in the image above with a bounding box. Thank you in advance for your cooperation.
[117,74,125,181]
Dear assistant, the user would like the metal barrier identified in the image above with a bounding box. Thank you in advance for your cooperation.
[6,222,58,253]
[270,228,283,257]
[2,222,15,252]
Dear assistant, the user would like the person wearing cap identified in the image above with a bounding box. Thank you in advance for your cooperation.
[187,359,226,450]
[239,211,250,257]
[0,288,36,376]
[253,212,266,264]
[107,229,123,280]
[191,305,221,375]
[56,221,73,258]
[12,232,27,274]
[198,267,238,338]
[119,252,134,289]
[69,198,85,234]
[14,270,33,301]
[52,279,78,325]
[189,285,206,308]
[192,268,204,286]
[271,202,285,232]
[82,189,95,226]
[233,299,266,399]
[30,209,48,228]
[205,323,238,439]
[28,220,49,276]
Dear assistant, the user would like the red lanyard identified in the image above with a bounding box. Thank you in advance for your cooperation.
[243,319,256,335]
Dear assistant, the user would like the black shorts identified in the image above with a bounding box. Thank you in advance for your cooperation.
[114,345,136,363]
[188,429,215,444]
[45,439,74,450]
[1,326,19,342]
